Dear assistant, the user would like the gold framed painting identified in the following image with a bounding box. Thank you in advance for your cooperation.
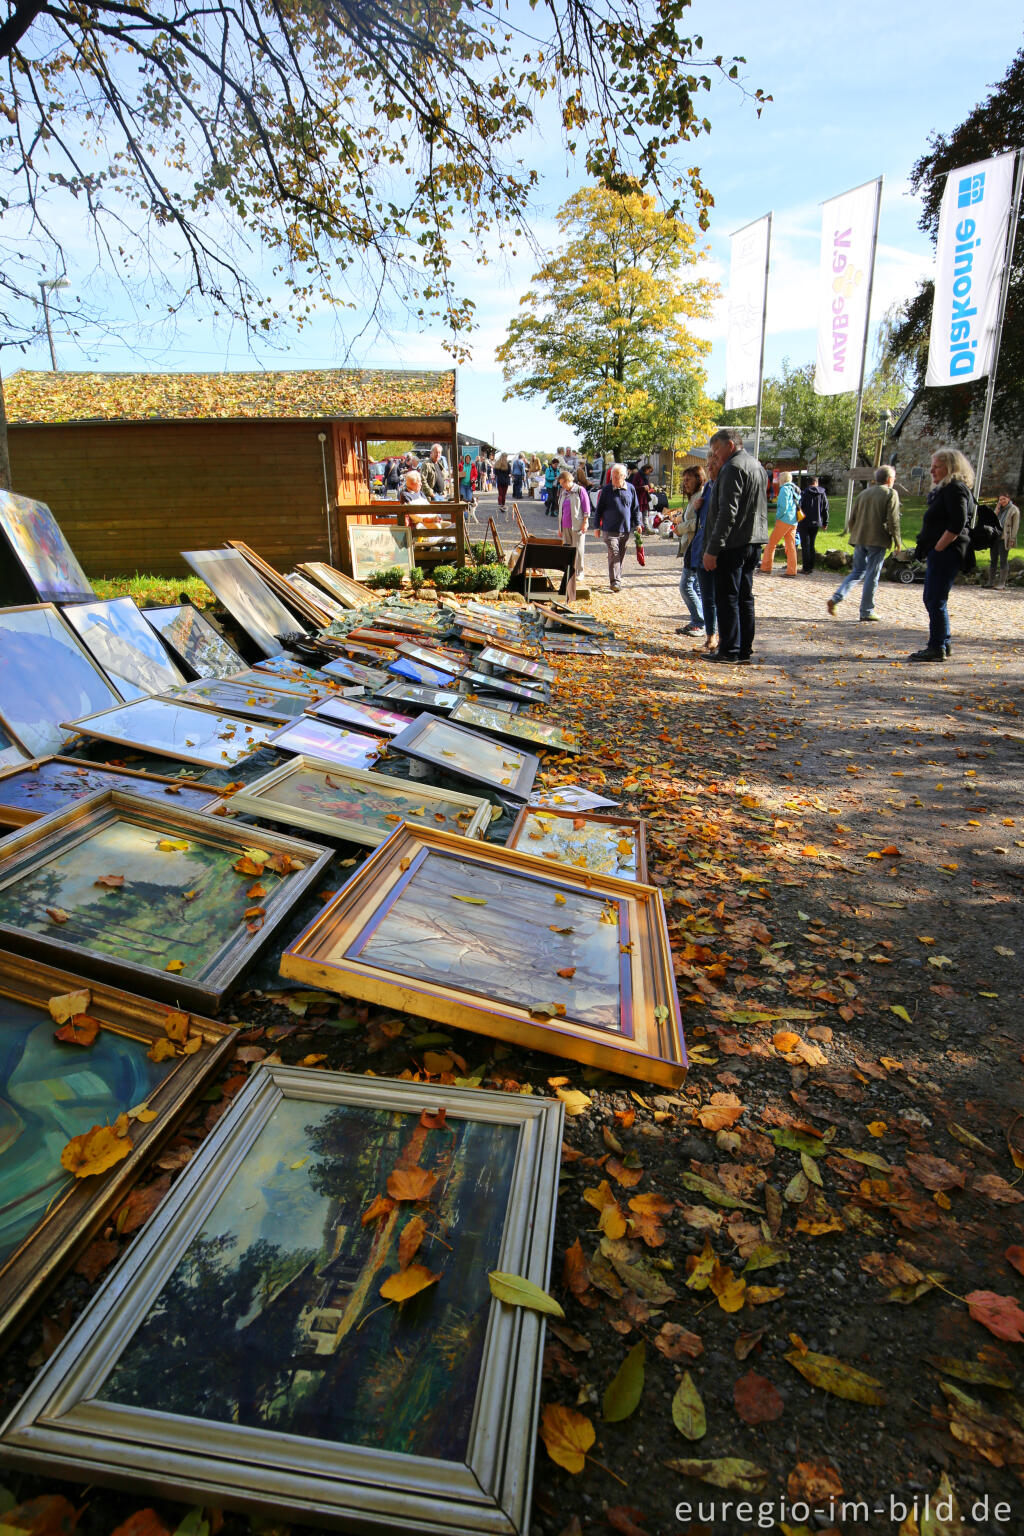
[389,713,539,799]
[0,755,221,829]
[0,790,333,1010]
[225,540,333,628]
[227,755,492,846]
[0,1066,562,1536]
[281,823,685,1085]
[0,948,233,1345]
[348,524,415,583]
[295,560,377,609]
[478,644,556,685]
[506,804,648,882]
[450,699,580,756]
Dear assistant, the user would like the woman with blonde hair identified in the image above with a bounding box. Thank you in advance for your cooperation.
[910,447,975,662]
[760,470,799,576]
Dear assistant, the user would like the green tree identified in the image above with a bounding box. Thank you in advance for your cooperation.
[886,46,1024,436]
[715,356,906,468]
[497,186,717,460]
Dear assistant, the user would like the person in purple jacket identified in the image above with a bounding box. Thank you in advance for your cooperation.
[593,463,641,592]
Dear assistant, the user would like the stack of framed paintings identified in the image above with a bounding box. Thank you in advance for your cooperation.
[228,757,491,846]
[294,561,375,609]
[387,655,460,690]
[284,571,349,621]
[0,604,122,758]
[0,790,333,1010]
[0,491,94,607]
[0,949,233,1344]
[0,757,220,829]
[225,540,333,629]
[0,1066,562,1536]
[141,605,247,680]
[449,700,579,756]
[477,645,556,686]
[266,717,381,771]
[348,523,415,583]
[369,606,447,637]
[62,697,276,768]
[389,715,539,799]
[61,597,188,700]
[167,679,315,725]
[305,696,415,738]
[181,549,302,658]
[281,824,685,1084]
[506,805,648,881]
[342,640,398,669]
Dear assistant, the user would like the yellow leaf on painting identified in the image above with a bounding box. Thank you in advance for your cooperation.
[163,1010,191,1042]
[48,989,91,1025]
[554,893,567,905]
[164,959,185,974]
[451,894,487,905]
[379,1263,440,1304]
[387,1166,439,1201]
[156,838,190,852]
[147,1038,177,1062]
[60,1123,132,1179]
[539,1402,594,1474]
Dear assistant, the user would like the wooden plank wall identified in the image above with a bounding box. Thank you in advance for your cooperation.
[7,420,336,577]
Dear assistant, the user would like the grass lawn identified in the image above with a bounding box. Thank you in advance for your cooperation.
[92,574,215,607]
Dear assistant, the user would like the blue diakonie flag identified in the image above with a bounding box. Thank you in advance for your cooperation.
[926,152,1016,388]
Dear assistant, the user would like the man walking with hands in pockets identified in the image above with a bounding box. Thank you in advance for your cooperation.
[701,429,769,663]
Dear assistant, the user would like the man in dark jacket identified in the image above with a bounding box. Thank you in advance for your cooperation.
[798,476,829,573]
[702,429,769,663]
[594,463,641,591]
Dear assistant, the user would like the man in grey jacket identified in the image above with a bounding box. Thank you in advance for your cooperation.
[702,429,769,663]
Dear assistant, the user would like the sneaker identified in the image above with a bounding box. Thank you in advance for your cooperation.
[908,648,946,662]
[683,624,705,636]
[827,599,839,616]
[859,612,880,622]
[707,651,742,664]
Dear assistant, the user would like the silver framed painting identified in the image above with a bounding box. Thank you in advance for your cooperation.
[61,596,188,700]
[0,1065,563,1536]
[0,603,122,759]
[141,605,246,680]
[61,697,276,768]
[181,548,303,657]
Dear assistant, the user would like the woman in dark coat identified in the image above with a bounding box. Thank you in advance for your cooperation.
[494,453,511,510]
[910,448,974,662]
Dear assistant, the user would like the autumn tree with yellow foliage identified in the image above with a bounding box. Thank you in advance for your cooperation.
[498,187,717,461]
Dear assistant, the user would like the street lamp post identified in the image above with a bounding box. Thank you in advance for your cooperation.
[38,278,70,370]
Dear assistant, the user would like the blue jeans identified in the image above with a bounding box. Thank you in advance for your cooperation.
[697,566,717,638]
[923,547,961,650]
[832,545,887,617]
[679,566,704,627]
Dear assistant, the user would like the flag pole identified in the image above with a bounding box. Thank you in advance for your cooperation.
[975,149,1024,499]
[846,176,884,525]
[753,212,773,462]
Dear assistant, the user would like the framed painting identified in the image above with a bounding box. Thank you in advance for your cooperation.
[366,607,447,636]
[62,697,276,768]
[506,805,648,882]
[376,681,476,717]
[0,1066,562,1536]
[0,722,29,772]
[0,491,94,606]
[0,790,333,1010]
[389,714,538,800]
[348,524,415,583]
[62,597,188,701]
[228,756,491,846]
[266,717,381,771]
[281,824,685,1084]
[387,656,460,689]
[167,680,315,725]
[0,603,122,759]
[294,561,375,609]
[395,639,467,672]
[478,645,556,685]
[462,669,548,705]
[220,667,334,700]
[449,700,580,756]
[305,696,415,738]
[225,541,333,629]
[322,656,391,690]
[536,602,611,637]
[285,572,348,621]
[465,601,523,628]
[141,605,246,680]
[0,949,233,1345]
[182,549,303,658]
[0,756,220,829]
[340,641,398,667]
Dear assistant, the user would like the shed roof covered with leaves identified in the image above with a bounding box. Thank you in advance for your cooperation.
[5,369,457,426]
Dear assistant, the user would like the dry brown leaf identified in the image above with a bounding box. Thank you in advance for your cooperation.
[387,1166,439,1202]
[398,1214,427,1269]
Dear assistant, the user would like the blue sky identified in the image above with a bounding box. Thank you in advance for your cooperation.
[10,1,1023,451]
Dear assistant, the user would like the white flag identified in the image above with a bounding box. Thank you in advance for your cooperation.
[926,152,1016,388]
[814,179,881,396]
[725,215,771,411]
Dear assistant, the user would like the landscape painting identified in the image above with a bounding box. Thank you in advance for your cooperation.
[0,995,174,1269]
[350,848,626,1031]
[0,491,94,605]
[0,604,121,758]
[63,597,187,700]
[391,715,537,797]
[0,759,219,827]
[308,697,415,737]
[182,549,300,657]
[102,1096,518,1460]
[267,717,380,770]
[285,573,347,619]
[142,606,246,680]
[451,700,579,754]
[62,697,275,767]
[253,658,338,689]
[348,525,414,583]
[508,808,645,880]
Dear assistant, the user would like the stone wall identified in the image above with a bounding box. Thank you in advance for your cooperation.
[891,398,1024,498]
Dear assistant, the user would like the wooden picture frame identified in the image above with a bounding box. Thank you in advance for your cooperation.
[281,824,685,1084]
[252,657,344,690]
[140,604,247,680]
[225,540,333,628]
[478,644,556,685]
[284,571,349,621]
[341,640,398,667]
[0,490,94,606]
[61,697,276,768]
[0,755,221,829]
[181,549,303,658]
[0,1066,563,1536]
[535,602,611,637]
[0,949,233,1345]
[347,523,415,583]
[305,695,415,737]
[227,755,491,846]
[294,561,376,610]
[265,716,381,771]
[61,597,188,700]
[166,679,317,725]
[449,700,580,756]
[219,667,335,700]
[390,713,539,800]
[506,804,649,882]
[0,790,333,1010]
[484,517,505,562]
[0,603,122,758]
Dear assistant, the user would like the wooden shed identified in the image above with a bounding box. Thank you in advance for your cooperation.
[4,368,459,578]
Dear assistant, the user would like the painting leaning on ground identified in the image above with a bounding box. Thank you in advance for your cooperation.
[0,491,94,604]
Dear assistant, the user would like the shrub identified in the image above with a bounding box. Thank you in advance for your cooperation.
[409,565,426,590]
[364,565,405,589]
[470,541,497,564]
[431,564,458,590]
[476,562,510,592]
